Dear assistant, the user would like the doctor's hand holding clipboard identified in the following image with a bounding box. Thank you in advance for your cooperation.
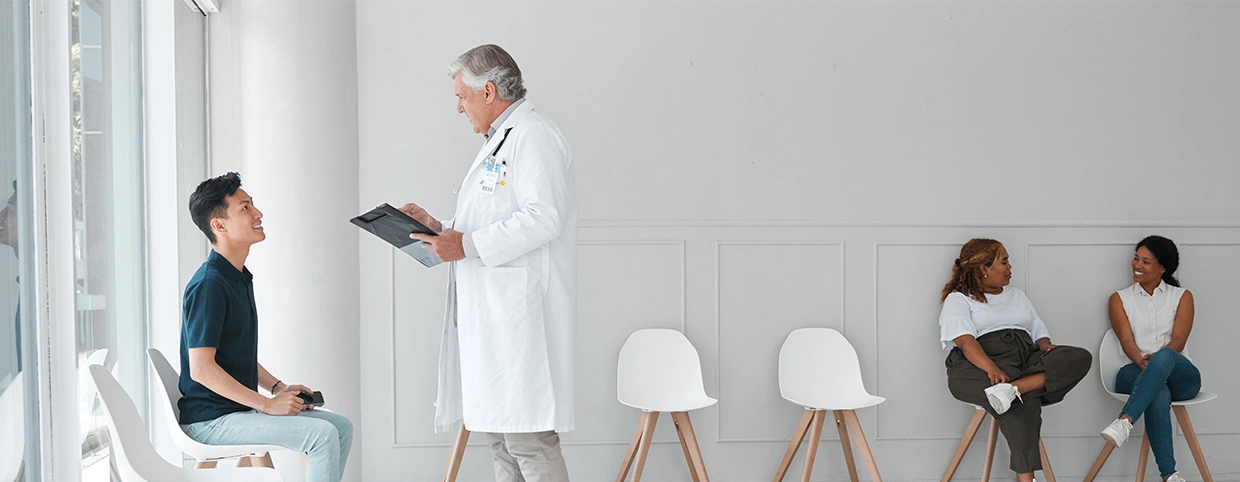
[400,202,467,262]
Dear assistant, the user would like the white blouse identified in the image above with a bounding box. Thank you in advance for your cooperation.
[939,286,1052,350]
[1116,281,1186,356]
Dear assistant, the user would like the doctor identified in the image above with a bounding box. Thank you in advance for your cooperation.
[403,44,576,482]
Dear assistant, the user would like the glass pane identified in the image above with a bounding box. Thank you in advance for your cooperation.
[70,0,147,478]
[1,0,39,480]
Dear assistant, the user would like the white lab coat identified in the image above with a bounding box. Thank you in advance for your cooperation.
[434,101,577,434]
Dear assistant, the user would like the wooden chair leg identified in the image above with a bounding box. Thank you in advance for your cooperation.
[981,416,999,482]
[800,410,827,482]
[618,412,650,482]
[774,410,815,482]
[835,410,860,482]
[673,412,702,482]
[1083,440,1117,482]
[1173,406,1212,482]
[673,412,710,482]
[1039,438,1056,482]
[629,411,659,482]
[195,460,218,468]
[1136,433,1150,482]
[841,410,882,482]
[440,426,470,482]
[942,409,987,482]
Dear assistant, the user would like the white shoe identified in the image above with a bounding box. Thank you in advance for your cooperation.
[1101,418,1133,447]
[984,383,1022,414]
[1165,473,1186,482]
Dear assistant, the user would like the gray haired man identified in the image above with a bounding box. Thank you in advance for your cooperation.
[401,44,577,482]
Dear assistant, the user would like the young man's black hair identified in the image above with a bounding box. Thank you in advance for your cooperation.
[188,172,242,244]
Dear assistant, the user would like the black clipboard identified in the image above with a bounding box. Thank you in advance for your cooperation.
[350,203,443,267]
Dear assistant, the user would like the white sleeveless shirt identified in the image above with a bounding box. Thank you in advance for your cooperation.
[1116,281,1186,356]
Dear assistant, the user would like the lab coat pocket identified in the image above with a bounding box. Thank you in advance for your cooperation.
[478,266,528,322]
[475,189,512,213]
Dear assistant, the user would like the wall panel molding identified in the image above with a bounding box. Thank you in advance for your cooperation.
[715,241,846,443]
[873,242,970,441]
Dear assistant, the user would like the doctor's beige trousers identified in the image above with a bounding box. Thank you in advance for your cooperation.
[484,431,570,482]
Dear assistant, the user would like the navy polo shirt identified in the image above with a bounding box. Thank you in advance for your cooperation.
[178,250,259,424]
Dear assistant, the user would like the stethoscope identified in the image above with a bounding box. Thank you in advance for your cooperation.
[455,127,514,195]
[485,127,514,178]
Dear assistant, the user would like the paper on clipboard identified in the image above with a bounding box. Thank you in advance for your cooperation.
[350,203,444,268]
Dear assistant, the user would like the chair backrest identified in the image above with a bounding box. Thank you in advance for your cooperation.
[0,372,24,482]
[1098,329,1127,395]
[91,364,176,481]
[93,366,283,482]
[779,328,871,406]
[617,329,709,409]
[78,348,108,414]
[147,348,182,422]
[148,347,207,454]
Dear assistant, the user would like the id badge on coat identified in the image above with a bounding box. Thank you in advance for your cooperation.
[480,157,500,195]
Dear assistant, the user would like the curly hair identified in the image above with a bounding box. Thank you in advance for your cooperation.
[941,238,1005,303]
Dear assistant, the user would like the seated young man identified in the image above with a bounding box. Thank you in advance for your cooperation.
[179,172,351,482]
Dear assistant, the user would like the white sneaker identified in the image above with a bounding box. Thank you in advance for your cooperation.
[984,383,1022,415]
[1165,473,1186,482]
[1101,418,1133,447]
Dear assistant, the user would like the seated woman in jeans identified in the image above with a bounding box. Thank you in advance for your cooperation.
[1100,235,1201,482]
[939,238,1092,482]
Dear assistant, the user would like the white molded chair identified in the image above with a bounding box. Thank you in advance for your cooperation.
[1,372,25,481]
[615,329,716,482]
[774,328,885,482]
[79,348,109,443]
[940,402,1058,482]
[148,348,281,468]
[1084,330,1216,482]
[90,365,281,481]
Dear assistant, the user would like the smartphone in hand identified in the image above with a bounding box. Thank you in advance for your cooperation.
[297,391,325,408]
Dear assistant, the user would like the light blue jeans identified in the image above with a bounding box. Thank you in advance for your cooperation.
[185,409,353,482]
[1115,348,1201,479]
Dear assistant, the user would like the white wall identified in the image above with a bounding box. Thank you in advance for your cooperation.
[352,2,1240,481]
[209,1,363,480]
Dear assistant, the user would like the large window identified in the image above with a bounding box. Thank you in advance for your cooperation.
[1,1,38,481]
[69,0,147,478]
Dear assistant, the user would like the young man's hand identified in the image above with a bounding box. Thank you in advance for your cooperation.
[278,383,316,411]
[278,383,312,395]
[262,390,305,416]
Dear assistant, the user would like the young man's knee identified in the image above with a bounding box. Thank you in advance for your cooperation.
[337,414,354,435]
[301,418,344,448]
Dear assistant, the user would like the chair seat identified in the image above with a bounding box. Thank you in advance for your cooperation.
[786,394,884,411]
[193,442,287,462]
[1106,391,1217,406]
[620,395,717,413]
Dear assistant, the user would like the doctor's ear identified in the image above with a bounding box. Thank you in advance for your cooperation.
[210,218,226,234]
[483,81,497,104]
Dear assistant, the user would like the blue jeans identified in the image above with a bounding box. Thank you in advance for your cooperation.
[1115,348,1201,478]
[185,409,353,482]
